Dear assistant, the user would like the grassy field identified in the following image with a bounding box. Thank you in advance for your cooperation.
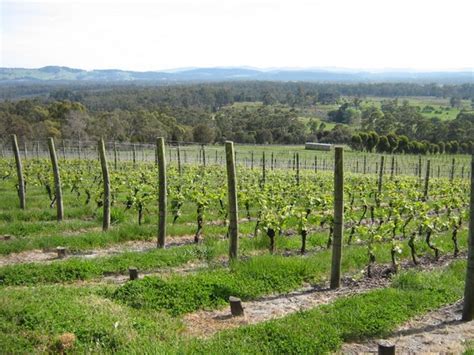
[294,96,469,127]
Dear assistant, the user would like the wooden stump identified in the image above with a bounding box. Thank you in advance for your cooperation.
[56,247,66,259]
[129,267,139,281]
[378,341,395,355]
[229,296,244,316]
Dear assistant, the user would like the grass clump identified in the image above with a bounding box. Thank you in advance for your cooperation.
[188,260,466,354]
[111,255,327,316]
[0,285,182,353]
[0,246,198,286]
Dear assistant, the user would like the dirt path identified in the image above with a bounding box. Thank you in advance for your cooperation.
[183,276,390,338]
[182,254,466,339]
[341,300,474,354]
[0,235,196,267]
[100,259,210,284]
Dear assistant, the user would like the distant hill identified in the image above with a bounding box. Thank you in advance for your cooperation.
[0,66,472,83]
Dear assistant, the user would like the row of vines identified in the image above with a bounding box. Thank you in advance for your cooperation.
[1,138,470,279]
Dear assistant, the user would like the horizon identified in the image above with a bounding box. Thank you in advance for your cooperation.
[1,65,473,74]
[2,0,473,72]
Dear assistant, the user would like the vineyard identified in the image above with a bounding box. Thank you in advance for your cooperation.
[0,136,473,353]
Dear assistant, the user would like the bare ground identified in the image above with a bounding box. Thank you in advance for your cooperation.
[183,276,390,339]
[0,234,197,267]
[341,300,474,354]
[100,259,210,284]
[182,253,467,340]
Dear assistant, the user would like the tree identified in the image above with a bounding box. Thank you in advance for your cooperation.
[386,132,399,153]
[450,140,460,154]
[397,135,409,153]
[450,96,462,108]
[61,111,89,140]
[350,134,363,150]
[366,131,379,152]
[359,132,369,151]
[193,123,215,143]
[376,136,390,153]
[256,129,273,144]
[438,141,445,154]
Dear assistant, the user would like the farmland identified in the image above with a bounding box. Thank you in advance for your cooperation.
[0,139,473,353]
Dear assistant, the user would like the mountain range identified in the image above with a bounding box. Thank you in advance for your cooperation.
[0,66,472,83]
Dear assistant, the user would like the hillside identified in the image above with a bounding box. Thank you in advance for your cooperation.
[1,66,472,83]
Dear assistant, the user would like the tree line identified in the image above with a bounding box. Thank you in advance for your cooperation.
[0,82,472,153]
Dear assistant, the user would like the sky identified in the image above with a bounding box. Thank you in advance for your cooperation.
[1,0,473,72]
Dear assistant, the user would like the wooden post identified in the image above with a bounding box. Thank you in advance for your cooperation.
[462,155,474,321]
[48,138,64,221]
[129,267,139,281]
[132,144,136,167]
[314,155,318,173]
[450,158,456,181]
[23,139,28,160]
[98,139,111,231]
[229,296,244,316]
[296,152,300,185]
[56,246,66,259]
[113,141,118,170]
[261,151,266,187]
[418,155,422,180]
[378,342,395,355]
[156,137,167,248]
[177,144,182,175]
[251,151,254,170]
[423,160,430,201]
[390,155,395,179]
[363,155,367,174]
[330,147,344,289]
[378,156,384,195]
[271,152,274,170]
[225,141,239,259]
[11,134,26,209]
[202,145,206,167]
[61,139,66,160]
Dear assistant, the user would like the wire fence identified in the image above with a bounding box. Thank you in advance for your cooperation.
[0,138,472,180]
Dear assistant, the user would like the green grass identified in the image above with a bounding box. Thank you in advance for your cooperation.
[0,227,467,287]
[465,341,474,355]
[187,260,467,354]
[110,254,328,316]
[361,96,470,121]
[0,259,467,353]
[0,285,182,353]
[109,228,467,316]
